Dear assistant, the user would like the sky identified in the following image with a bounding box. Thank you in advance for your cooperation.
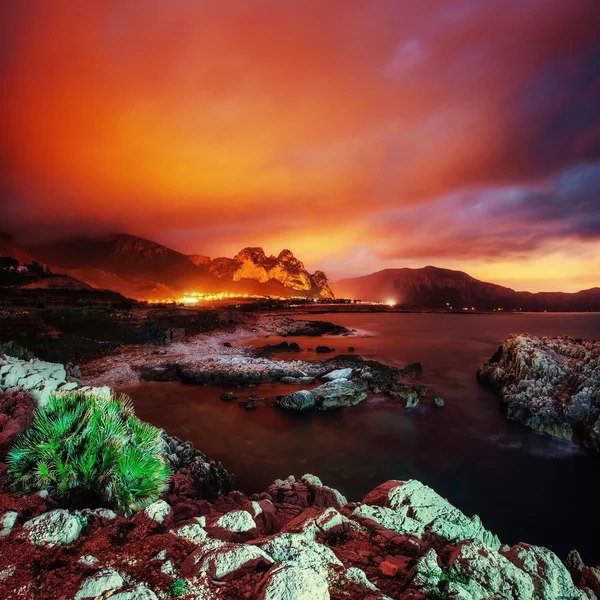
[1,0,599,292]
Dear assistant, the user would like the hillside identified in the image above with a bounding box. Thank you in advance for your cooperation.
[26,233,334,300]
[333,266,600,311]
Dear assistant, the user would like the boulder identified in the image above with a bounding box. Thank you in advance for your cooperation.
[256,562,330,600]
[500,543,585,599]
[23,509,83,547]
[433,396,445,408]
[362,480,500,548]
[213,510,257,533]
[282,507,354,541]
[190,543,273,580]
[0,511,18,537]
[135,500,172,530]
[313,379,368,409]
[74,569,124,600]
[405,394,419,408]
[277,390,316,411]
[322,368,353,381]
[221,392,237,401]
[256,533,342,575]
[172,520,208,544]
[445,539,535,599]
[315,346,335,353]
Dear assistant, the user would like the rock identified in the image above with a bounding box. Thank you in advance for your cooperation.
[405,394,419,408]
[260,342,302,352]
[23,509,83,547]
[256,562,330,600]
[240,396,259,409]
[351,504,424,538]
[316,381,367,409]
[379,560,399,577]
[433,395,445,408]
[477,334,600,450]
[500,543,585,599]
[315,346,335,353]
[213,510,257,533]
[135,500,172,529]
[445,539,535,599]
[78,555,100,567]
[74,569,124,600]
[347,347,355,352]
[172,520,208,544]
[191,543,273,580]
[109,585,159,600]
[276,390,316,411]
[221,392,237,401]
[256,533,342,575]
[282,507,353,541]
[362,480,500,548]
[223,342,232,348]
[182,539,272,580]
[280,376,315,385]
[162,433,236,501]
[0,511,18,537]
[300,474,348,509]
[322,368,353,381]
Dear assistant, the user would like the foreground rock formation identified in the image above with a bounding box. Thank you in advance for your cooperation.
[477,334,600,451]
[0,473,597,599]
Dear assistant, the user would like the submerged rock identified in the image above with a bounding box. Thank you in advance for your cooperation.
[405,394,419,408]
[433,395,445,408]
[276,390,316,411]
[221,392,238,401]
[477,334,600,451]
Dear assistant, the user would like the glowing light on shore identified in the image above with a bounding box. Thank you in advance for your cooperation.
[145,291,293,304]
[386,299,396,307]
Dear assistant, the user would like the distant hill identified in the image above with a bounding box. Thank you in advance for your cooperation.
[26,233,334,300]
[0,232,35,264]
[333,266,600,311]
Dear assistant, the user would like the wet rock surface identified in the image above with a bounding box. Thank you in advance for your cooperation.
[477,334,600,450]
[0,472,595,600]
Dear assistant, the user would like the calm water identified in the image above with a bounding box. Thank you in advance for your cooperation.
[123,312,600,563]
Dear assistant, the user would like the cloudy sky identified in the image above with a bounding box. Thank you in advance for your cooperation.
[1,0,599,291]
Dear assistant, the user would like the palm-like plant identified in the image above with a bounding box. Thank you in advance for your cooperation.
[6,391,171,515]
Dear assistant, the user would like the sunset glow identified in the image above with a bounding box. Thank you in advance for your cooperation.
[2,1,599,292]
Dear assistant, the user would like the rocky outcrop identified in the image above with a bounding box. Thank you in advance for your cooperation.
[277,378,368,411]
[162,434,236,503]
[0,473,595,600]
[0,355,110,408]
[210,247,334,299]
[477,334,600,450]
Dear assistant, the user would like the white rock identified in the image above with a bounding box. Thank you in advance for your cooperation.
[143,500,171,524]
[195,543,273,581]
[75,569,124,600]
[23,509,83,547]
[257,562,330,600]
[109,585,159,600]
[323,368,353,381]
[172,522,207,544]
[283,507,354,541]
[77,555,100,567]
[213,510,256,533]
[0,511,18,537]
[257,533,342,575]
[501,543,586,600]
[351,504,424,538]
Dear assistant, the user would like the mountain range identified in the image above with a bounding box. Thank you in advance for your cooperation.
[0,233,333,300]
[334,266,600,311]
[1,232,598,311]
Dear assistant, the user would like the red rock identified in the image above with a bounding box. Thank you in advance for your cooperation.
[379,560,399,577]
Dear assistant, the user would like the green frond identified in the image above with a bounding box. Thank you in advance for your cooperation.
[6,390,172,514]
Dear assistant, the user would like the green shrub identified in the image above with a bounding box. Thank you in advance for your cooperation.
[168,578,187,597]
[6,391,171,515]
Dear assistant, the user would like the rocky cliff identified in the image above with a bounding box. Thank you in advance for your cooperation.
[209,247,334,299]
[477,334,600,451]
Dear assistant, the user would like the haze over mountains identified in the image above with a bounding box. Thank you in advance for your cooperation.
[1,232,599,311]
